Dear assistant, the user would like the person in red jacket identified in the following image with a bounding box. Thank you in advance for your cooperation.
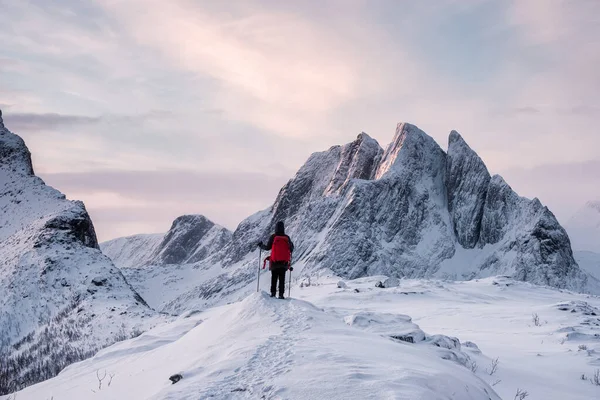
[258,221,294,299]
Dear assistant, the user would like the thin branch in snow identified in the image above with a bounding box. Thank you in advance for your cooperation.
[592,369,600,386]
[96,369,107,391]
[487,358,499,376]
[514,389,529,399]
[469,361,478,373]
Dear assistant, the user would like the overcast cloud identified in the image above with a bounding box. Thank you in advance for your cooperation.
[1,0,598,240]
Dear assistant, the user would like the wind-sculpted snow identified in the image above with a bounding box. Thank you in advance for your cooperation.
[0,112,160,395]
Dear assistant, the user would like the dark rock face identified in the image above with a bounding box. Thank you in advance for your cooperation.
[446,131,491,248]
[325,132,383,194]
[0,109,34,176]
[316,124,454,279]
[155,215,217,264]
[224,133,384,267]
[104,214,233,269]
[479,176,516,245]
[152,215,231,265]
[41,201,100,249]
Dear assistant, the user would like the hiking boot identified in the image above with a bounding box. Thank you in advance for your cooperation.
[278,295,285,300]
[270,293,276,298]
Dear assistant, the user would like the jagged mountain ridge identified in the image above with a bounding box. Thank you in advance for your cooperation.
[100,215,232,310]
[0,110,159,395]
[101,215,231,268]
[155,122,593,314]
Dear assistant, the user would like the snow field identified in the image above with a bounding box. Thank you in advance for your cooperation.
[296,276,600,400]
[11,290,500,400]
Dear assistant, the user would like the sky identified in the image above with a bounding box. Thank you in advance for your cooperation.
[0,0,599,242]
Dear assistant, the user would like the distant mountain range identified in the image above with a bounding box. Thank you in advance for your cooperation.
[2,105,597,394]
[103,123,597,315]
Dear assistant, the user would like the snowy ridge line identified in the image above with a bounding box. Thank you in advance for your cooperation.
[11,289,501,400]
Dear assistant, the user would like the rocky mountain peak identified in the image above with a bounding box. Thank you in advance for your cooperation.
[324,132,383,194]
[448,129,465,144]
[170,214,212,229]
[153,214,231,265]
[356,131,372,141]
[0,112,35,176]
[374,122,443,180]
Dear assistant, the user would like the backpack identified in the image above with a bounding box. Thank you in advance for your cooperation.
[271,235,291,263]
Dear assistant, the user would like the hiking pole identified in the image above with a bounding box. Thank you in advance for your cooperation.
[257,248,262,293]
[288,255,293,298]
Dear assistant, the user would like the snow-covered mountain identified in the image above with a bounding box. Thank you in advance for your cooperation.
[566,201,600,253]
[99,215,232,310]
[3,111,598,399]
[0,110,160,395]
[100,233,163,269]
[154,123,592,313]
[101,215,231,268]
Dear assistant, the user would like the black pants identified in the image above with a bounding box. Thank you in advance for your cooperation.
[270,264,287,297]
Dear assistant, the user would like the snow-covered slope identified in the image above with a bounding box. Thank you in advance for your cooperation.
[0,110,160,395]
[100,215,232,310]
[567,201,600,253]
[100,233,163,269]
[12,276,600,400]
[11,290,501,400]
[298,276,600,400]
[159,123,592,314]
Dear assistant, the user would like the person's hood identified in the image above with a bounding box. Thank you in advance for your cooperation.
[275,221,285,235]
